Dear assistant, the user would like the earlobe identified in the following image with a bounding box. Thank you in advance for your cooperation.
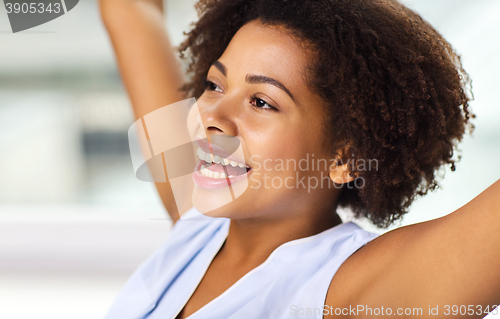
[328,143,358,184]
[328,162,357,184]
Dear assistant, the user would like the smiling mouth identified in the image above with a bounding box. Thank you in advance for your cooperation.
[196,147,251,178]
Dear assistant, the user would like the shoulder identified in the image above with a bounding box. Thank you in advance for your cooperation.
[149,207,230,269]
[143,207,230,270]
[324,220,434,318]
[325,181,500,318]
[103,207,229,318]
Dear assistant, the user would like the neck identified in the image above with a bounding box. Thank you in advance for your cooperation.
[217,207,342,268]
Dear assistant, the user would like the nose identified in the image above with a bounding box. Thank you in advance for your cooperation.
[198,96,239,137]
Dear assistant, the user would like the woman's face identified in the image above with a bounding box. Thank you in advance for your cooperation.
[188,19,340,221]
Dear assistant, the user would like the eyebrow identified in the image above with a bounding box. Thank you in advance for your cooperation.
[210,60,296,103]
[212,61,227,77]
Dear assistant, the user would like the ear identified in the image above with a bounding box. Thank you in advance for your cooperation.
[329,161,357,184]
[328,145,358,184]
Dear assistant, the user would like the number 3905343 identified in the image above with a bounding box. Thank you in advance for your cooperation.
[5,2,61,14]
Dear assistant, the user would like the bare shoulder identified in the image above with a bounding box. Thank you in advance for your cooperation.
[325,179,500,319]
[324,220,436,318]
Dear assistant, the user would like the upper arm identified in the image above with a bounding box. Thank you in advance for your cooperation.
[100,0,186,116]
[326,179,500,318]
[99,0,193,223]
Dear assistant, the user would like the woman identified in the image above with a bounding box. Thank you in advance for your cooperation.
[99,0,500,318]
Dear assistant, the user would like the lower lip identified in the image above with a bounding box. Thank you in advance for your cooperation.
[192,160,252,190]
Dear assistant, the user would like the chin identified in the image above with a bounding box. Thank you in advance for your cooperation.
[191,185,238,218]
[191,170,252,218]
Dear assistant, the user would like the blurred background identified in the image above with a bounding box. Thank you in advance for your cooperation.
[0,0,499,318]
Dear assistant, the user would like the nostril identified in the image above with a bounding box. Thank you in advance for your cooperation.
[207,126,224,133]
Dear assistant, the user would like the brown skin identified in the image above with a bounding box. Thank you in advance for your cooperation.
[180,21,348,318]
[100,1,500,318]
[326,181,500,318]
[189,20,346,230]
[179,0,476,229]
[99,0,190,222]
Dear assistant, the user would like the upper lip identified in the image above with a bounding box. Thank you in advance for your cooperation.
[194,136,250,167]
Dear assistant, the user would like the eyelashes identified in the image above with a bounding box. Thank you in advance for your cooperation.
[203,78,278,111]
[249,94,278,111]
[203,78,223,93]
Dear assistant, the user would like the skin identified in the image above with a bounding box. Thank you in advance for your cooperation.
[99,0,191,220]
[189,20,347,232]
[100,1,500,318]
[181,20,349,318]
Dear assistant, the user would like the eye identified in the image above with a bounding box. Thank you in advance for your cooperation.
[203,79,223,93]
[250,95,278,111]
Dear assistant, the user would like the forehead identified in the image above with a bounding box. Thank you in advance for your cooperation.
[217,20,311,90]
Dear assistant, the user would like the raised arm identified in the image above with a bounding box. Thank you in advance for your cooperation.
[327,179,500,318]
[99,0,192,224]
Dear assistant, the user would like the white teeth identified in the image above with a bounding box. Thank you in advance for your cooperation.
[204,153,212,163]
[199,166,228,179]
[197,147,248,168]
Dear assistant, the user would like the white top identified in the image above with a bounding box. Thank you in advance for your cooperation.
[103,207,379,319]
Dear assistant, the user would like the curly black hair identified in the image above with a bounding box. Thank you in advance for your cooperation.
[177,0,474,228]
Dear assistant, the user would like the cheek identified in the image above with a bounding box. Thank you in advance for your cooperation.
[275,125,316,160]
[248,134,299,170]
[247,118,319,166]
[272,130,330,178]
